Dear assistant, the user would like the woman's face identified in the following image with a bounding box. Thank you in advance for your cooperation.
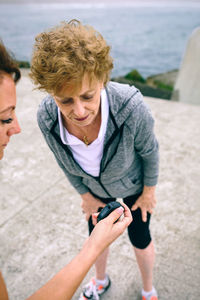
[0,74,21,160]
[53,74,104,128]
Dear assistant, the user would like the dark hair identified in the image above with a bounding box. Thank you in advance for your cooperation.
[0,40,21,83]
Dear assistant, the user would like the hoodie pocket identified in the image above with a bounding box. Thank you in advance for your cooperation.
[121,175,141,189]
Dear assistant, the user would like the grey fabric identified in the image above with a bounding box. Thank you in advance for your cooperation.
[37,81,159,198]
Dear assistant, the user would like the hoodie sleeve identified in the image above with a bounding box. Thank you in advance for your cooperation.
[133,100,159,186]
[53,155,90,195]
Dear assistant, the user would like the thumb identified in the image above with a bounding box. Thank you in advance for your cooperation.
[107,206,124,223]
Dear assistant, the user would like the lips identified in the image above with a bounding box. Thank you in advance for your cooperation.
[74,115,89,121]
[2,143,8,147]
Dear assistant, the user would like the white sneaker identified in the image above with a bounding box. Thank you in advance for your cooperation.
[79,276,111,300]
[142,287,158,300]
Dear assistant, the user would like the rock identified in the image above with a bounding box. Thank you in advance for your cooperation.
[172,27,200,105]
[17,60,30,68]
[111,76,172,100]
[124,69,146,83]
[112,68,178,100]
[146,69,178,91]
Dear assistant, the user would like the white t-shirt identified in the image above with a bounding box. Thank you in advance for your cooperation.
[58,88,109,176]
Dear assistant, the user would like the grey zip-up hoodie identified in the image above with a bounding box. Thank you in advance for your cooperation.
[37,81,159,198]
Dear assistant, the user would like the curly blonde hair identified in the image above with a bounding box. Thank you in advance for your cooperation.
[30,20,113,94]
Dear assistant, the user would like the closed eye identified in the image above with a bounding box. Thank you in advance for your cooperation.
[81,95,93,100]
[1,118,13,124]
[61,98,73,105]
[60,95,94,104]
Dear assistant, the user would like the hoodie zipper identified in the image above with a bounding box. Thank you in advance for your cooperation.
[50,113,123,197]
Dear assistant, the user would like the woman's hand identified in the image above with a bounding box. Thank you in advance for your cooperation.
[131,186,157,222]
[86,203,132,253]
[81,192,106,221]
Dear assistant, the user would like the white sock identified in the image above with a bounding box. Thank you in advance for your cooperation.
[96,274,109,287]
[142,287,156,298]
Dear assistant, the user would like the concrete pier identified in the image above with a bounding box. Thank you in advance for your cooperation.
[0,70,200,299]
[172,27,200,105]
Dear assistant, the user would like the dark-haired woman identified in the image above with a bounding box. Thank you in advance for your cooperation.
[0,40,132,300]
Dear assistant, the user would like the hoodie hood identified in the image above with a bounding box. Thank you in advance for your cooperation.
[106,81,142,128]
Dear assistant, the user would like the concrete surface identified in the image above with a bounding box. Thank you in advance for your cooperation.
[172,27,200,105]
[0,70,200,300]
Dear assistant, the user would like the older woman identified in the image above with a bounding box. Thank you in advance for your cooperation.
[30,20,159,300]
[0,41,132,300]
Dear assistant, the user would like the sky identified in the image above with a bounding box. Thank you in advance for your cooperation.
[1,0,200,3]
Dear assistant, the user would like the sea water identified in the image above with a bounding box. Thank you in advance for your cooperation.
[0,2,200,78]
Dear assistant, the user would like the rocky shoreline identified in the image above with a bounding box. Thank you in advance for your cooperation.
[112,69,178,100]
[17,60,178,100]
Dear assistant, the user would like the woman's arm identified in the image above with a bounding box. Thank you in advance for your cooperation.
[131,101,159,221]
[0,271,9,300]
[26,204,132,300]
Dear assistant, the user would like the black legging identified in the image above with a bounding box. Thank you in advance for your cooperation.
[88,192,151,249]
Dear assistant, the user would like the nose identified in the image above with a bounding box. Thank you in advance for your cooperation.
[73,100,86,117]
[7,116,21,137]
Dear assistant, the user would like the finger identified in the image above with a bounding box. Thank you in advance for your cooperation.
[92,213,99,226]
[148,208,153,215]
[131,203,138,211]
[104,206,124,224]
[141,209,147,222]
[120,203,133,226]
